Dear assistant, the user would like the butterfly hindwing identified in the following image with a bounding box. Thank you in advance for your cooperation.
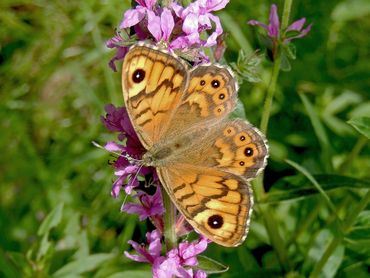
[157,164,252,247]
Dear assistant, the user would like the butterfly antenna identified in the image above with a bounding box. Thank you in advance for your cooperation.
[121,193,129,209]
[120,164,144,209]
[92,141,142,165]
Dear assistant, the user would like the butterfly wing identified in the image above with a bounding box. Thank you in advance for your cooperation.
[121,44,189,149]
[157,164,252,247]
[173,119,268,180]
[162,64,238,139]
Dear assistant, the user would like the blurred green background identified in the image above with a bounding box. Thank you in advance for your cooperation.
[1,0,369,277]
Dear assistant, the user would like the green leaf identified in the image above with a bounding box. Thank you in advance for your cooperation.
[283,43,296,60]
[348,117,370,139]
[37,232,52,261]
[299,93,333,172]
[322,244,345,278]
[346,226,370,241]
[285,160,339,221]
[280,52,291,72]
[1,251,25,277]
[196,255,229,274]
[52,253,115,277]
[38,203,64,236]
[265,174,370,203]
[106,270,152,278]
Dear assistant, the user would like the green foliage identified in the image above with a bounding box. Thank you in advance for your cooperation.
[0,0,369,277]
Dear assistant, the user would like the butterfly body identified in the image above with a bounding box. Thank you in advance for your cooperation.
[122,43,268,247]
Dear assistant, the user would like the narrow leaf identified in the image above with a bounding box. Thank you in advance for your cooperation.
[38,203,64,236]
[53,254,115,277]
[285,160,340,222]
[348,117,370,139]
[196,255,229,274]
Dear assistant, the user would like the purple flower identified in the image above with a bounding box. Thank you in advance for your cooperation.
[174,0,229,48]
[122,186,165,221]
[153,237,209,278]
[101,105,156,197]
[106,34,129,72]
[120,0,155,29]
[147,8,174,43]
[124,229,163,264]
[248,4,311,42]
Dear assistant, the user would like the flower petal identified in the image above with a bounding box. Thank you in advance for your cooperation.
[268,4,280,38]
[247,20,269,31]
[161,8,174,41]
[120,8,146,29]
[171,1,184,17]
[124,251,149,263]
[183,13,199,34]
[147,10,162,41]
[104,141,125,152]
[287,18,306,32]
[285,23,312,42]
[201,0,229,12]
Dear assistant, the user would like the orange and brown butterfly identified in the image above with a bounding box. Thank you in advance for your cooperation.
[121,43,268,247]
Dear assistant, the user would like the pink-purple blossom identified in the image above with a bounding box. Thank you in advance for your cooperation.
[125,231,209,278]
[101,104,156,197]
[248,4,311,42]
[107,0,228,70]
[175,0,229,47]
[122,186,165,221]
[124,229,163,264]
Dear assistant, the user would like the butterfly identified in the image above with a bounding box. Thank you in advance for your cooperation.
[121,43,268,247]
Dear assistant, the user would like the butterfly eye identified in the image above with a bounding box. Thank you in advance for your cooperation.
[211,79,220,88]
[208,214,224,229]
[132,69,145,83]
[244,147,254,157]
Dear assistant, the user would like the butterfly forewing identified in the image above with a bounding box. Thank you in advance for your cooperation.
[122,44,188,149]
[162,65,238,139]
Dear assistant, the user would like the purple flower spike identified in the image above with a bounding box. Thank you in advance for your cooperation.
[248,3,311,43]
[122,186,165,220]
[248,4,280,39]
[101,105,156,198]
[153,237,210,278]
[124,229,163,264]
[268,4,280,38]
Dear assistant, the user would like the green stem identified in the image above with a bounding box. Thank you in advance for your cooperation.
[161,187,177,251]
[338,136,368,173]
[253,0,294,272]
[281,0,293,30]
[259,55,281,134]
[309,189,370,278]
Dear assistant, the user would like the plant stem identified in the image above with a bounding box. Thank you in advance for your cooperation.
[309,189,370,278]
[281,0,293,30]
[259,0,293,135]
[253,0,294,272]
[161,187,177,251]
[338,136,368,173]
